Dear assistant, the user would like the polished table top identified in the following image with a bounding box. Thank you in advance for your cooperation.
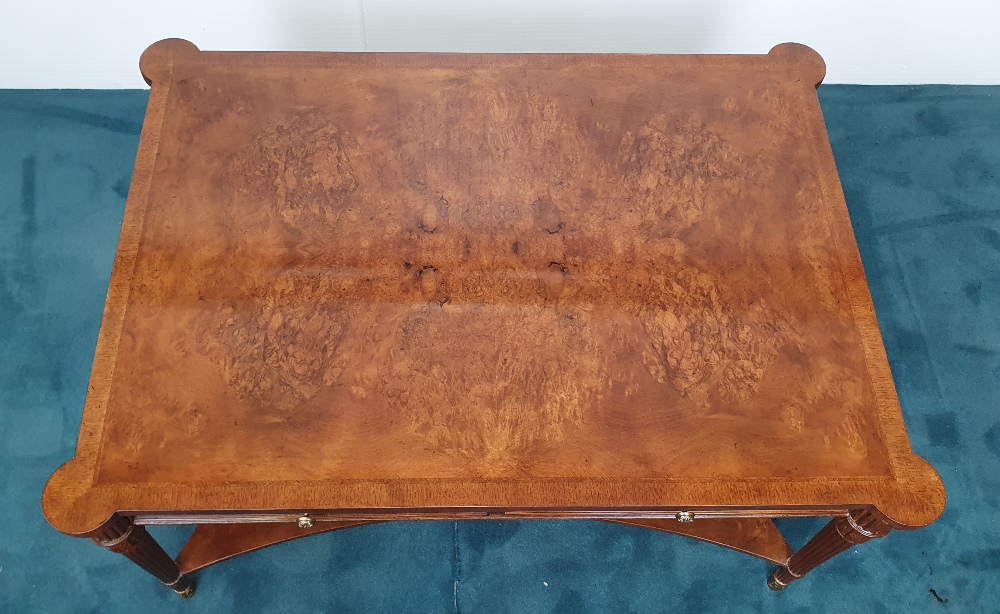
[43,40,944,536]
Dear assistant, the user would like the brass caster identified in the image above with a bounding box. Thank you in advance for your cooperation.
[170,576,196,598]
[767,572,788,591]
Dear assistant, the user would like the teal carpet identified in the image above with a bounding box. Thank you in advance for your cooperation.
[1,86,998,613]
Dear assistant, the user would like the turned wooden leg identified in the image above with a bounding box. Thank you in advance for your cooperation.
[89,514,195,597]
[768,508,892,590]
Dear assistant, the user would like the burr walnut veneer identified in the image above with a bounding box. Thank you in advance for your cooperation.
[43,39,945,596]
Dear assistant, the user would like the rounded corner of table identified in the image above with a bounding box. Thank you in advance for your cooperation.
[140,38,200,86]
[768,42,826,88]
[42,458,113,537]
[875,452,947,530]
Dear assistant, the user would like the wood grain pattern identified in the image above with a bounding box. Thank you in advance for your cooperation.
[43,39,943,564]
[176,517,791,575]
[101,49,893,484]
[609,518,792,565]
[176,521,376,574]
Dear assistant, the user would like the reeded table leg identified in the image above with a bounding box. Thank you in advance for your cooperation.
[90,514,195,598]
[768,508,892,590]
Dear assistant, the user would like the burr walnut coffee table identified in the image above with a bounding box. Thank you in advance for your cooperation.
[43,39,945,597]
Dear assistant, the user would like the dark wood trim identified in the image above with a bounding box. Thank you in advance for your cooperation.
[89,514,195,598]
[132,506,854,526]
[768,508,893,590]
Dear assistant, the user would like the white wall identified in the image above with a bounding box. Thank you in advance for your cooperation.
[2,0,999,88]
